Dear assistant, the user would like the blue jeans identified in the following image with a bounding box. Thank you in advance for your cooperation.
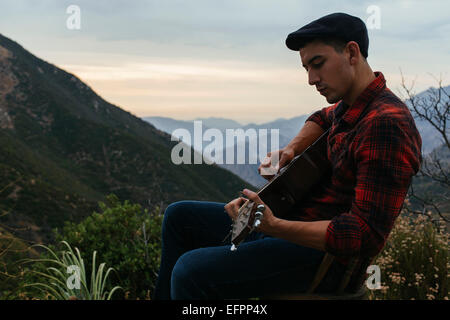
[153,200,346,300]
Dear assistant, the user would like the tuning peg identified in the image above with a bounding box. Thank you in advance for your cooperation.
[253,210,263,228]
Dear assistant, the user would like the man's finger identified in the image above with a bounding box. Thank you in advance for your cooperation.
[261,156,271,166]
[241,189,262,204]
[238,197,247,204]
[227,197,247,211]
[279,153,290,168]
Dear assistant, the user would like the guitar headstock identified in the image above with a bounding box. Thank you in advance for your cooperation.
[229,200,265,251]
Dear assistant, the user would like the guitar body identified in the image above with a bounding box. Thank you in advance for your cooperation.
[258,128,331,219]
[230,129,331,249]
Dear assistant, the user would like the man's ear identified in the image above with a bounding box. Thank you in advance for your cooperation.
[346,41,361,65]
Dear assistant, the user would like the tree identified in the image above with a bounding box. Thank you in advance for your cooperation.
[400,74,449,224]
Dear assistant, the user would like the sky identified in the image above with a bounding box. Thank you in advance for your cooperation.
[0,0,449,124]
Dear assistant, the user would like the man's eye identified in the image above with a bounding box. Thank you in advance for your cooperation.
[312,61,324,68]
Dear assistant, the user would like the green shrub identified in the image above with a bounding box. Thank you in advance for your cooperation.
[0,229,37,299]
[369,212,449,300]
[52,194,163,299]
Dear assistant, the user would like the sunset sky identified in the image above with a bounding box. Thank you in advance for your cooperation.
[0,0,449,124]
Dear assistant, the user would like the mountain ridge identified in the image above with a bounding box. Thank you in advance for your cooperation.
[0,33,253,244]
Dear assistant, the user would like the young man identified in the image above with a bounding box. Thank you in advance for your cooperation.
[153,13,422,300]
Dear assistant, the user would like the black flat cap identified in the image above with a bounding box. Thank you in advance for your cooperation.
[286,12,369,58]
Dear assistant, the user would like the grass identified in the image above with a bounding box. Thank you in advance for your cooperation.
[21,241,122,300]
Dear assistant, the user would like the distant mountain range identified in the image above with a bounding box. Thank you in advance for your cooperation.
[144,88,448,187]
[143,115,309,186]
[193,117,243,131]
[0,34,252,244]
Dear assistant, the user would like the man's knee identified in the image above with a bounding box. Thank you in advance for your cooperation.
[163,201,191,227]
[170,250,209,299]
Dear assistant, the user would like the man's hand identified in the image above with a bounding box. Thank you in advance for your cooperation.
[258,121,325,181]
[240,189,280,234]
[224,197,247,221]
[224,189,280,234]
[243,190,329,251]
[258,147,295,181]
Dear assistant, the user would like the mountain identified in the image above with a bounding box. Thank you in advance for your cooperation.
[193,117,243,131]
[0,34,253,244]
[144,116,308,187]
[242,115,310,141]
[142,116,202,139]
[219,130,293,187]
[145,115,309,146]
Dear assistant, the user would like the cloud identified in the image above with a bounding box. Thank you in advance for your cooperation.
[0,0,448,123]
[60,61,298,82]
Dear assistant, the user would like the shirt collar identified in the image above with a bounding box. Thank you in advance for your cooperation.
[338,71,386,127]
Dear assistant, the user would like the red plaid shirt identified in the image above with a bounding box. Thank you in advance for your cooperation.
[298,72,422,260]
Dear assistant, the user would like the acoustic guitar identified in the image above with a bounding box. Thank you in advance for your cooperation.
[229,128,331,250]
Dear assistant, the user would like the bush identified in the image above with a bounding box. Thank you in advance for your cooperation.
[0,229,38,299]
[369,213,449,300]
[52,194,163,299]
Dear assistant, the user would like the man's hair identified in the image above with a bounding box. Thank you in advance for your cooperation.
[299,36,366,59]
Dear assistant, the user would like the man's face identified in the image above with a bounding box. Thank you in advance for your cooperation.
[300,40,354,104]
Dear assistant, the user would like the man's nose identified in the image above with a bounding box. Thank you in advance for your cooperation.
[308,69,320,86]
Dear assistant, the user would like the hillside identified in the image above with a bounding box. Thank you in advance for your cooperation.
[0,34,252,244]
[409,143,450,213]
